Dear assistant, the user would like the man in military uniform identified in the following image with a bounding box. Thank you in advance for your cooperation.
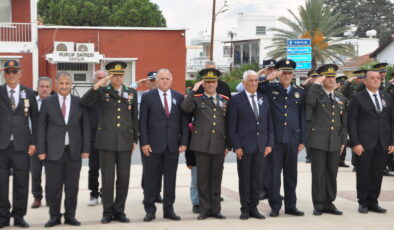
[196,61,232,98]
[382,70,394,176]
[306,64,347,216]
[257,59,306,217]
[302,70,320,164]
[181,68,230,220]
[81,62,138,224]
[335,75,350,168]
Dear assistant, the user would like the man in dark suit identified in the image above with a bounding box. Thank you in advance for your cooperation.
[81,62,138,224]
[257,59,306,217]
[229,70,274,220]
[30,76,52,209]
[139,69,188,222]
[37,71,90,227]
[306,64,347,216]
[348,70,394,214]
[0,60,38,228]
[182,69,231,220]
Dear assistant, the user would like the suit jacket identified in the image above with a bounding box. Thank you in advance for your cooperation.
[181,91,231,154]
[258,81,306,145]
[139,89,188,153]
[306,84,347,152]
[347,89,394,150]
[37,94,90,161]
[0,84,38,151]
[229,91,274,153]
[81,84,138,151]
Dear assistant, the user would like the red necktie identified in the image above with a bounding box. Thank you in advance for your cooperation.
[163,93,170,117]
[61,97,66,118]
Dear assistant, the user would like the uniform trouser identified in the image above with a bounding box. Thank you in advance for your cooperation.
[268,142,298,212]
[0,144,30,221]
[45,148,81,218]
[141,151,163,196]
[196,152,224,215]
[100,150,131,217]
[88,144,100,198]
[339,145,347,164]
[310,148,340,210]
[237,149,263,213]
[356,144,388,207]
[143,150,179,215]
[31,153,47,200]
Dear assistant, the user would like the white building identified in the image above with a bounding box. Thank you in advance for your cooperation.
[370,35,394,64]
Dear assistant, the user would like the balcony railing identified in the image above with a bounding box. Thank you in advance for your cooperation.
[0,23,32,42]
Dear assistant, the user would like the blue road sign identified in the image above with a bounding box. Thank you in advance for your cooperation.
[287,47,312,54]
[295,62,312,70]
[287,39,311,46]
[288,54,312,62]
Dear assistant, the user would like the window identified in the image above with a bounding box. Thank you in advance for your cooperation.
[256,26,266,35]
[0,0,12,22]
[223,46,231,57]
[57,63,89,71]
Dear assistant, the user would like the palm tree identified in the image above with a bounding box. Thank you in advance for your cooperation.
[265,0,355,68]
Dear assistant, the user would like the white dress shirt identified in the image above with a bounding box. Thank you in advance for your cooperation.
[58,93,71,145]
[366,89,383,112]
[158,88,172,113]
[7,84,20,108]
[245,90,259,116]
[36,95,43,111]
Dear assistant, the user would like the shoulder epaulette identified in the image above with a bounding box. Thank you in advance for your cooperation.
[219,94,230,101]
[194,94,203,98]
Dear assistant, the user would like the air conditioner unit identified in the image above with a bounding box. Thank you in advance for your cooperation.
[76,43,95,52]
[54,42,74,52]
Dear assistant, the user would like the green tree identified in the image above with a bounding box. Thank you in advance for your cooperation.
[325,0,394,43]
[266,0,355,68]
[38,0,166,27]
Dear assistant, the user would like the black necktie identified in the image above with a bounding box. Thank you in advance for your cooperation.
[250,95,258,119]
[209,96,216,106]
[373,94,381,112]
[9,89,16,111]
[329,93,334,104]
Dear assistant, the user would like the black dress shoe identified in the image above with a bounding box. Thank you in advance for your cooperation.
[313,209,323,216]
[352,167,357,172]
[101,215,113,224]
[339,162,350,168]
[383,169,394,177]
[114,214,130,223]
[155,195,163,203]
[249,209,265,219]
[369,205,387,214]
[197,213,208,220]
[285,208,304,216]
[44,217,61,228]
[143,213,156,222]
[240,212,249,220]
[324,208,343,215]
[164,212,181,221]
[210,213,226,219]
[305,158,311,163]
[358,205,368,214]
[269,210,279,217]
[64,217,81,226]
[192,205,200,214]
[14,217,29,228]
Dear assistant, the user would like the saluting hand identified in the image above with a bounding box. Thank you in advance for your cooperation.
[266,70,279,81]
[264,146,272,157]
[353,144,364,156]
[235,148,243,160]
[314,75,325,85]
[93,75,112,90]
[141,144,152,156]
[388,146,394,154]
[192,80,204,92]
[28,145,36,156]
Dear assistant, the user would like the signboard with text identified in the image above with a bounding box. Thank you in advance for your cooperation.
[287,39,312,71]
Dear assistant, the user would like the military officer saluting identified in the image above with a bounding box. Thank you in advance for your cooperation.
[181,69,231,220]
[257,59,306,217]
[306,64,347,216]
[341,69,367,99]
[81,62,138,224]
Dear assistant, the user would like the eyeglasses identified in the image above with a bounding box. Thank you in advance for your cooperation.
[5,69,18,74]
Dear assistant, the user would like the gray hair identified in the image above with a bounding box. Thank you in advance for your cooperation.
[242,70,258,81]
[157,68,173,78]
[93,70,107,80]
[55,71,73,81]
[37,76,52,87]
[204,61,216,68]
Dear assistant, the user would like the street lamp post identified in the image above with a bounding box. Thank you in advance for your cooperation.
[209,0,216,61]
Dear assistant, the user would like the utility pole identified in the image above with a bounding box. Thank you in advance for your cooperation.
[209,0,216,61]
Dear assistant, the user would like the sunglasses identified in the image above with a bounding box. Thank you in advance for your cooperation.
[5,69,18,74]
